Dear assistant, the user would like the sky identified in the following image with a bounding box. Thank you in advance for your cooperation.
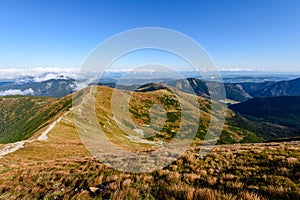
[0,0,300,72]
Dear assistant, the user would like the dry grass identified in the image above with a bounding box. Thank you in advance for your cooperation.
[0,86,299,199]
[286,157,299,165]
[0,127,298,200]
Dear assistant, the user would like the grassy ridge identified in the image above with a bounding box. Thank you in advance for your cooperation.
[0,95,72,143]
[0,86,298,199]
[0,110,298,199]
[0,85,284,145]
[92,86,262,148]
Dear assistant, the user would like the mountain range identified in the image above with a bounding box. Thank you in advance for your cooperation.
[247,78,300,97]
[1,83,299,145]
[0,78,75,98]
[0,78,299,199]
[0,75,299,145]
[0,84,299,199]
[166,77,300,102]
[1,76,300,102]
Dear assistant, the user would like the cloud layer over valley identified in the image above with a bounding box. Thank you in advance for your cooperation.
[0,88,34,96]
[0,67,79,82]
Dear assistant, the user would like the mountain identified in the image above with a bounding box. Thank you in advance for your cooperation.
[247,78,300,97]
[3,75,299,102]
[74,86,300,144]
[166,78,251,102]
[237,81,276,94]
[0,86,299,199]
[135,83,170,92]
[95,78,252,102]
[224,82,251,102]
[1,84,299,145]
[229,96,300,130]
[0,81,14,87]
[0,85,261,145]
[92,86,261,146]
[0,78,76,98]
[0,95,72,143]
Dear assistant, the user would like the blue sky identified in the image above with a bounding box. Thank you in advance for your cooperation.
[0,0,300,71]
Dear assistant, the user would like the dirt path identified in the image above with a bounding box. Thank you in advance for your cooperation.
[0,141,25,158]
[0,113,68,158]
[0,87,90,158]
[37,111,70,141]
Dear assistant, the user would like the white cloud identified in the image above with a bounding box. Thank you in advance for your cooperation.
[73,78,96,91]
[0,67,79,82]
[0,67,174,83]
[33,73,69,82]
[219,68,255,72]
[46,82,52,90]
[73,82,88,91]
[0,88,34,96]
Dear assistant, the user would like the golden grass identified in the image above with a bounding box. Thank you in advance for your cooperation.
[0,86,299,199]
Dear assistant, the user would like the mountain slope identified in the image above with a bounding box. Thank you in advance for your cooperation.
[97,85,299,143]
[90,86,266,146]
[0,78,75,98]
[0,95,72,143]
[237,81,276,94]
[2,85,298,145]
[96,77,300,102]
[166,78,251,102]
[249,78,300,97]
[229,96,300,130]
[0,86,298,199]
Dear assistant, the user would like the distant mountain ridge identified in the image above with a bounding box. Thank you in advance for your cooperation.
[1,76,300,103]
[166,78,251,102]
[0,78,76,98]
[0,85,299,145]
[135,77,300,102]
[249,78,300,97]
[95,77,300,102]
[229,96,300,129]
[237,81,277,94]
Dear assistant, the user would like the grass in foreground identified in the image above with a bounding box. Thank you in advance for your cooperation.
[0,108,299,199]
[0,86,299,199]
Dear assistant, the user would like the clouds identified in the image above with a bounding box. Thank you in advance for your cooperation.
[0,67,79,82]
[0,67,186,82]
[219,68,255,72]
[0,88,34,96]
[72,78,96,91]
[0,67,98,96]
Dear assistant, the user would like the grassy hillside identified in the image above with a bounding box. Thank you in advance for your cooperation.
[1,85,297,146]
[0,86,299,199]
[90,86,263,147]
[0,106,298,199]
[90,86,299,143]
[0,95,72,143]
